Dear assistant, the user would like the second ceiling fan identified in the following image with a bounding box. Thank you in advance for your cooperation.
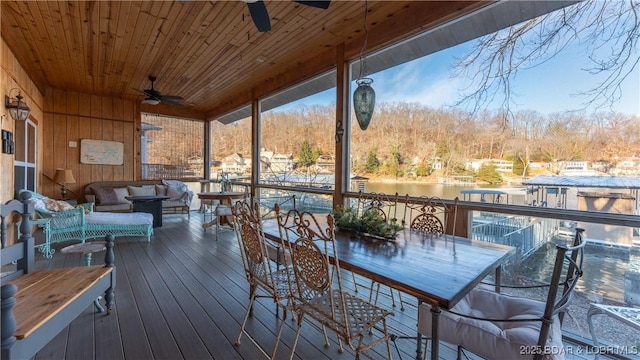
[246,1,331,32]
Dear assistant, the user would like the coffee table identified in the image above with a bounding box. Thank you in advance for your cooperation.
[126,195,169,227]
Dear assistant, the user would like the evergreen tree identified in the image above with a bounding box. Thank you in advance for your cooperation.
[298,140,316,168]
[364,148,380,173]
[476,162,503,184]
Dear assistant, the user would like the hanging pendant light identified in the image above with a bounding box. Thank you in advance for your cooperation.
[353,0,375,131]
[353,78,375,130]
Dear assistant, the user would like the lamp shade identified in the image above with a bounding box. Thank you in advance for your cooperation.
[54,169,76,184]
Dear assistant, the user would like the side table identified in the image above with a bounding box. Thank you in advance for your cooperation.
[61,242,108,312]
[126,195,169,227]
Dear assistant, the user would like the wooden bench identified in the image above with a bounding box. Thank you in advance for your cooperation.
[0,192,115,360]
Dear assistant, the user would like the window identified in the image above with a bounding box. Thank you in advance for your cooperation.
[259,72,337,193]
[141,114,204,180]
[14,119,36,193]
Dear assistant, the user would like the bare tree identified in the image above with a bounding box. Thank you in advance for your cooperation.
[455,0,639,127]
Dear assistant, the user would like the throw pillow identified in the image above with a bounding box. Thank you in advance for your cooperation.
[43,198,75,212]
[155,184,168,196]
[127,185,156,197]
[113,187,131,204]
[93,187,119,205]
[162,180,186,200]
[167,186,184,200]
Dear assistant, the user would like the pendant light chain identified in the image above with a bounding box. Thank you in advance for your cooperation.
[358,0,369,80]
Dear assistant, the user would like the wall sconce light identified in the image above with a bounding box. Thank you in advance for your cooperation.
[5,89,31,121]
[53,169,76,200]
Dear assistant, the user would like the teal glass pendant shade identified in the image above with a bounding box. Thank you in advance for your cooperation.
[353,78,375,130]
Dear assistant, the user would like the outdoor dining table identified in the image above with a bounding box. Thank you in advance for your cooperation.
[261,218,515,360]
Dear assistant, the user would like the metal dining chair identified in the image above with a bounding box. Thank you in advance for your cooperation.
[275,204,394,359]
[231,200,294,359]
[416,228,586,360]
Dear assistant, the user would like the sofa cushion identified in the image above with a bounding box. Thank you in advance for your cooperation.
[93,187,119,205]
[128,185,156,197]
[155,184,168,196]
[113,187,132,204]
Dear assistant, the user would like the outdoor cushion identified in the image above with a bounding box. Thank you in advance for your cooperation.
[43,198,75,212]
[127,185,156,197]
[418,287,565,360]
[93,187,119,205]
[113,187,131,204]
[155,184,168,196]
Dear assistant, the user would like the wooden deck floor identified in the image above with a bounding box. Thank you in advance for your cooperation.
[26,212,604,360]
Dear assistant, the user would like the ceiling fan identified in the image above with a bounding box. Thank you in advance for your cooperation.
[133,76,184,107]
[246,0,331,32]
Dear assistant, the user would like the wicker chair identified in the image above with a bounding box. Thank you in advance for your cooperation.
[275,205,394,359]
[417,228,586,360]
[231,199,293,359]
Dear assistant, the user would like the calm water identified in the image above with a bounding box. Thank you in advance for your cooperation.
[366,181,636,302]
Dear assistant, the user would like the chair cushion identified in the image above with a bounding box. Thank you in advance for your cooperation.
[418,288,565,360]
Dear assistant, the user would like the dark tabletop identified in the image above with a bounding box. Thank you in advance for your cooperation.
[125,195,170,202]
[262,218,515,309]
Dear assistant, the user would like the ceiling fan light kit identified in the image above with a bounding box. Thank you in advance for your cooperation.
[134,75,184,107]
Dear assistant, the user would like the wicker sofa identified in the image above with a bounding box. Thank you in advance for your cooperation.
[84,180,193,218]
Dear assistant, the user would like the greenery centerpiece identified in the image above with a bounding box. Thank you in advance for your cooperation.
[332,205,403,241]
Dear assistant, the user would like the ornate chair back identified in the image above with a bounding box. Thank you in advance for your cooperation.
[403,196,459,237]
[275,204,393,358]
[357,191,400,225]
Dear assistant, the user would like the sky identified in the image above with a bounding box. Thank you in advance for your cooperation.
[370,41,639,116]
[278,8,640,117]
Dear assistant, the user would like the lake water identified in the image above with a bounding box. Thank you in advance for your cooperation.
[366,181,637,303]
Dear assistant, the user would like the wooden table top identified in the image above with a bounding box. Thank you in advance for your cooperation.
[262,218,515,309]
[197,192,246,200]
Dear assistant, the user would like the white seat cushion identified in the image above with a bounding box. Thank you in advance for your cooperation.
[86,211,153,226]
[418,288,565,360]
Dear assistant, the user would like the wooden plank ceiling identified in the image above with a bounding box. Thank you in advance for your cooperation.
[1,1,485,121]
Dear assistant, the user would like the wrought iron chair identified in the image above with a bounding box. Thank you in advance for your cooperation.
[402,196,459,238]
[231,199,293,359]
[417,228,586,360]
[275,205,394,359]
[355,192,405,309]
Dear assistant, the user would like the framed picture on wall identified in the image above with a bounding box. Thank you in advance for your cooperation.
[80,139,124,165]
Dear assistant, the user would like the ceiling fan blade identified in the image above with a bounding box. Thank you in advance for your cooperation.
[132,88,147,95]
[160,94,184,100]
[294,1,330,9]
[161,98,184,107]
[247,1,271,32]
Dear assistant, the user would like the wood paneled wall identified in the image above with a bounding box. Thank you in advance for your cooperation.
[41,88,140,202]
[1,38,44,203]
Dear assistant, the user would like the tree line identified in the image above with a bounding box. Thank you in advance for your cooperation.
[193,101,640,179]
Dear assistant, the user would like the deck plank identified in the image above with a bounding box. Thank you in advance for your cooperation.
[18,212,606,360]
